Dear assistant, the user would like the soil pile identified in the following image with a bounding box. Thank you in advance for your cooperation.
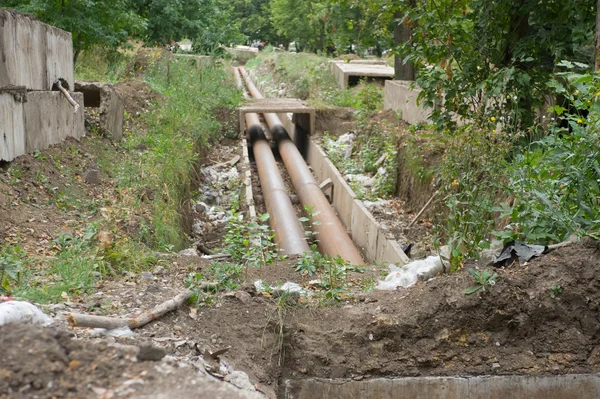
[282,242,600,384]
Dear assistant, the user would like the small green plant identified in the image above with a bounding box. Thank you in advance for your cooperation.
[186,261,244,305]
[299,205,321,245]
[223,212,280,277]
[550,285,563,299]
[294,244,328,276]
[464,268,498,295]
[0,246,25,294]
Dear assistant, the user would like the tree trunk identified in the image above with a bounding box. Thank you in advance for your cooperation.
[394,8,415,81]
[596,0,600,70]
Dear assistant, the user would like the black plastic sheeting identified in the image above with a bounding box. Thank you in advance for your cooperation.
[494,241,547,266]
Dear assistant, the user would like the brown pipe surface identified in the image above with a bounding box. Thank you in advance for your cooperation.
[234,68,309,255]
[239,67,365,265]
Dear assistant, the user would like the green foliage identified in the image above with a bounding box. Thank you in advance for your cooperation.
[16,230,104,303]
[135,0,243,50]
[433,123,513,267]
[398,0,596,133]
[269,0,394,53]
[99,57,242,251]
[223,213,280,275]
[464,268,497,295]
[0,246,25,295]
[6,0,145,62]
[294,244,327,276]
[75,48,135,83]
[496,69,600,243]
[186,261,244,305]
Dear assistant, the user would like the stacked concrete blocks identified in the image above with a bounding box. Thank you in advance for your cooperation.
[0,8,83,161]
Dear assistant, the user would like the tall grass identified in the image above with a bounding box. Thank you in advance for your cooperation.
[99,55,243,251]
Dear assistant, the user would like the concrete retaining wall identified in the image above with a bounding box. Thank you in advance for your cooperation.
[0,90,84,161]
[306,138,409,265]
[331,62,394,89]
[0,92,26,162]
[285,375,600,399]
[383,80,431,126]
[0,9,74,90]
[24,91,85,153]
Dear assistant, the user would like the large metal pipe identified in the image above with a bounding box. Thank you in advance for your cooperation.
[233,67,309,255]
[239,67,365,265]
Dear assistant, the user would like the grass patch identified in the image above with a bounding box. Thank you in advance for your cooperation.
[95,55,242,251]
[246,48,383,109]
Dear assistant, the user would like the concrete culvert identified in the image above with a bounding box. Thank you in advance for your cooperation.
[75,81,124,140]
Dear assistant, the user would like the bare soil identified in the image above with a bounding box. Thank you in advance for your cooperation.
[6,240,597,398]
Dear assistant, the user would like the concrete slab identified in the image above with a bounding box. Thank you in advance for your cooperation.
[24,91,84,153]
[330,62,394,89]
[46,23,74,90]
[351,200,380,261]
[383,80,431,126]
[322,158,355,230]
[75,81,124,140]
[0,9,74,90]
[239,98,315,138]
[0,91,26,161]
[286,375,600,399]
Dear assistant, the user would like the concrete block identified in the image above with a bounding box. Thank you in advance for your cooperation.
[287,375,600,399]
[365,378,393,399]
[0,91,26,161]
[75,81,124,140]
[24,91,84,153]
[45,24,74,91]
[383,80,431,126]
[239,98,315,137]
[330,62,394,89]
[0,9,74,91]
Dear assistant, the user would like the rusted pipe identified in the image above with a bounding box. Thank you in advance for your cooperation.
[239,67,365,265]
[233,68,309,255]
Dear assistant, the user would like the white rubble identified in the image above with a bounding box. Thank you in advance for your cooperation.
[0,301,53,326]
[377,250,450,290]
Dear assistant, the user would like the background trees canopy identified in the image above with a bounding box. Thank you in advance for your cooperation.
[4,0,146,63]
[395,0,597,131]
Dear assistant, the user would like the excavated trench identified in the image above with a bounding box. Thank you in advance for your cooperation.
[228,68,600,399]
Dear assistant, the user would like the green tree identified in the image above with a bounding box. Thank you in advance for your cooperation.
[5,0,145,63]
[397,0,596,131]
[134,0,243,52]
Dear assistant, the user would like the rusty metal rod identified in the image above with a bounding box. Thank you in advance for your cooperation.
[239,67,365,265]
[233,67,309,255]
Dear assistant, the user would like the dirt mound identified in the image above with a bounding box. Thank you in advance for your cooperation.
[115,80,162,117]
[314,107,355,137]
[334,54,362,61]
[0,324,128,398]
[281,242,600,384]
